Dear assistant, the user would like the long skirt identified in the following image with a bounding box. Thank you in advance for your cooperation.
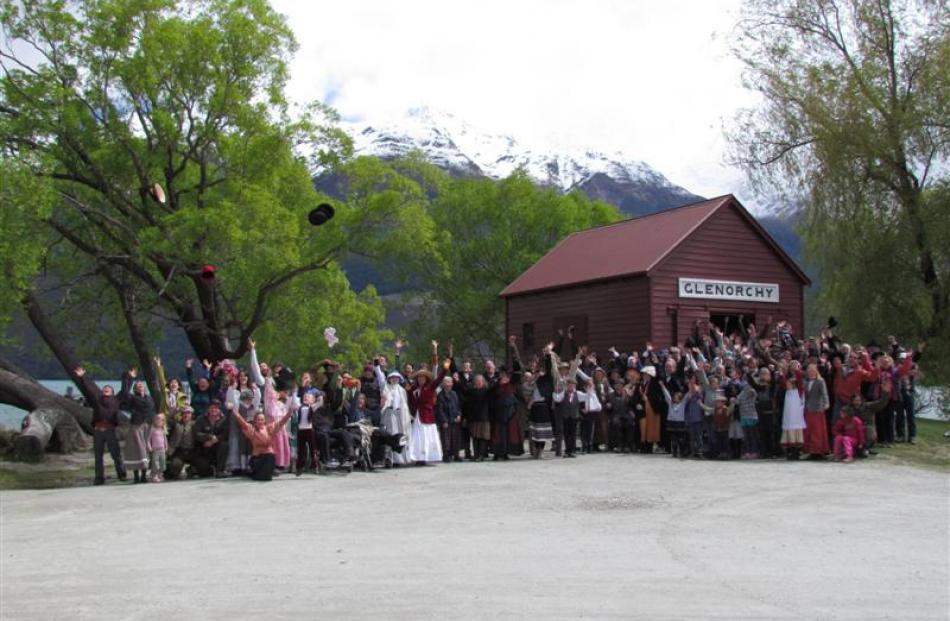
[639,403,661,444]
[781,428,804,447]
[123,423,149,470]
[803,410,830,455]
[492,417,525,455]
[528,402,554,443]
[468,421,491,441]
[381,407,411,465]
[271,426,291,469]
[226,415,249,472]
[408,419,443,463]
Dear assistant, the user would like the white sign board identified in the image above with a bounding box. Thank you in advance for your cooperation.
[678,278,779,303]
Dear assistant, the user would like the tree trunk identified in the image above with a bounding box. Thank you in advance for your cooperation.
[23,290,99,407]
[102,269,163,411]
[0,364,93,461]
[13,407,91,462]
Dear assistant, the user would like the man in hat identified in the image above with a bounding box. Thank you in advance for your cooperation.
[553,376,600,458]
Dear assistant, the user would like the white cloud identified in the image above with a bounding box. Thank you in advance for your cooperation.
[273,0,760,204]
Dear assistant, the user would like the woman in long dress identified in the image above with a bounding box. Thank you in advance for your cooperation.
[248,339,293,471]
[515,343,555,458]
[781,365,806,460]
[120,369,155,483]
[375,360,412,466]
[802,363,831,458]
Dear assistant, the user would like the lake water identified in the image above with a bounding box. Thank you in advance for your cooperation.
[0,380,945,430]
[0,380,123,430]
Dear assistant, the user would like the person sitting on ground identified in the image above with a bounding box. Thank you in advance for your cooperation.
[193,400,229,478]
[832,405,866,463]
[233,407,295,481]
[166,405,196,479]
[847,387,890,456]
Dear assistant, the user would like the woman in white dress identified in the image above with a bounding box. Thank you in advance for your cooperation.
[781,362,806,460]
[375,361,412,466]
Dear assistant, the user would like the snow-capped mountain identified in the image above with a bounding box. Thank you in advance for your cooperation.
[342,107,702,216]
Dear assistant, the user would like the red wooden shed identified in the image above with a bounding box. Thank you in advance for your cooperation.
[500,194,810,353]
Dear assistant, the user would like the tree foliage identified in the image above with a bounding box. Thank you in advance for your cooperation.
[329,158,622,361]
[0,160,54,331]
[0,0,418,378]
[728,0,950,379]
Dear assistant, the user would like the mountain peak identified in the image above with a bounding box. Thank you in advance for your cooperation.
[342,108,702,216]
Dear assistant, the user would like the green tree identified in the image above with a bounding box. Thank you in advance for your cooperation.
[728,0,949,378]
[409,170,621,361]
[0,0,419,405]
[0,160,54,332]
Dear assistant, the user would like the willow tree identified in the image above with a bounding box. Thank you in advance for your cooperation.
[728,0,949,376]
[0,0,418,398]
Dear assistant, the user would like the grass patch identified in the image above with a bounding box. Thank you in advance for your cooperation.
[0,451,97,491]
[873,418,950,471]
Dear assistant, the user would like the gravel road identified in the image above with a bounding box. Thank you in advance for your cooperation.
[2,454,947,620]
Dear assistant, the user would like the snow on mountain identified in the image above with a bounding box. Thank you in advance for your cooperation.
[344,107,698,207]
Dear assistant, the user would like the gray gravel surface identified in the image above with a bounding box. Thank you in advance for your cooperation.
[2,454,947,620]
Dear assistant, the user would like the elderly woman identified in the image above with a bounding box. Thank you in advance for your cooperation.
[375,357,413,466]
[233,405,294,481]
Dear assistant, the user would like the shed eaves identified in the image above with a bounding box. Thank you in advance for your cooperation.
[500,195,733,297]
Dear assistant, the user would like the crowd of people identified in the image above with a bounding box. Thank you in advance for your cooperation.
[76,317,925,485]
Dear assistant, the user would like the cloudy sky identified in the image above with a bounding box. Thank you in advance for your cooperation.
[272,0,758,203]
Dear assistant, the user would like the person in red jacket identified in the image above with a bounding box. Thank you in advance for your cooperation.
[407,341,447,465]
[832,406,866,463]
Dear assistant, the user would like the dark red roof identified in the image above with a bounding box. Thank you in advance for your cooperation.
[500,194,808,297]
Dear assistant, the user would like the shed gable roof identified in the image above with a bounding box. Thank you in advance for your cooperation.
[500,194,809,297]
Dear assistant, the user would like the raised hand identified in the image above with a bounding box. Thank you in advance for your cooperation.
[247,337,256,349]
[202,359,212,369]
[74,367,86,378]
[128,367,138,379]
[394,339,404,352]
